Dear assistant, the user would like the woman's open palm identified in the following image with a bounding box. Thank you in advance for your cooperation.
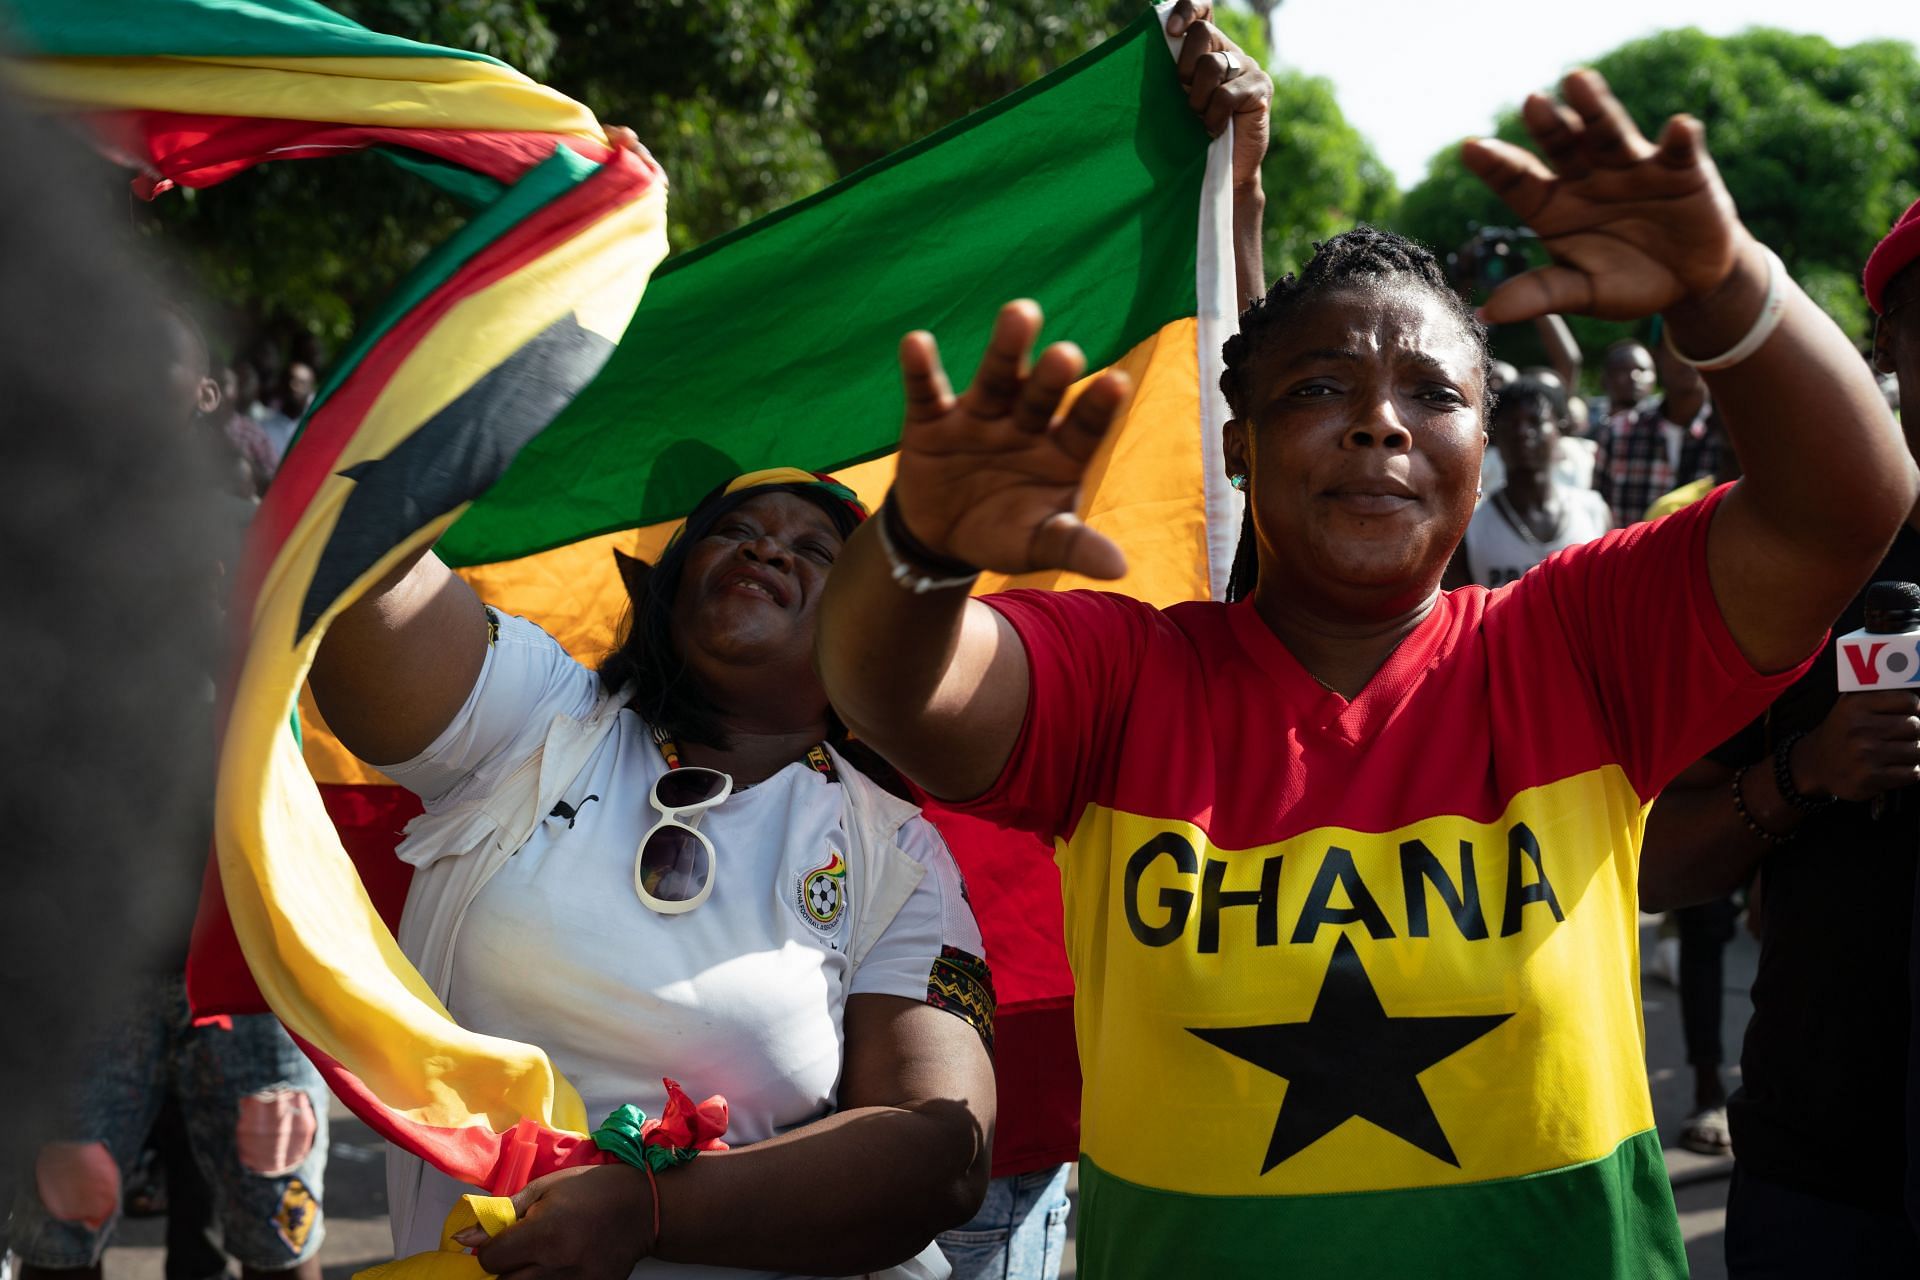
[890,300,1131,579]
[1464,69,1748,324]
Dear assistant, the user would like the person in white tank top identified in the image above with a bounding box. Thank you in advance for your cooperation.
[1447,377,1612,590]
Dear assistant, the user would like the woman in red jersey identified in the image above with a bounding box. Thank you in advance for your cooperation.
[816,70,1916,1280]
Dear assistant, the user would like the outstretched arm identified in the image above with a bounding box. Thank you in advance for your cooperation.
[818,303,1129,801]
[1533,312,1581,391]
[1465,71,1916,673]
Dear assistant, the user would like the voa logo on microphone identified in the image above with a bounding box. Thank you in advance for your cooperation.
[1837,627,1920,692]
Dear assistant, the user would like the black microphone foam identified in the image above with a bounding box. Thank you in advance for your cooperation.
[1863,580,1920,635]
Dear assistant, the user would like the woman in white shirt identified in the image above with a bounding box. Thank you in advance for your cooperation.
[308,469,994,1280]
[1448,377,1612,589]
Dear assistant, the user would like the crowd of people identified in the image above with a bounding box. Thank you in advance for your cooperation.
[10,2,1920,1277]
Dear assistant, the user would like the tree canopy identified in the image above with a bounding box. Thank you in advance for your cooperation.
[144,6,1914,375]
[151,2,1394,360]
[1395,27,1920,357]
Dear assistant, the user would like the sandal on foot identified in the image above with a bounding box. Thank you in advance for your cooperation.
[1680,1105,1733,1156]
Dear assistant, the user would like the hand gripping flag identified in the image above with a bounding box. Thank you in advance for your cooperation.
[6,0,1238,1247]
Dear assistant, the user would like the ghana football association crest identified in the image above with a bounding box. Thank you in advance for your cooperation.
[794,847,848,933]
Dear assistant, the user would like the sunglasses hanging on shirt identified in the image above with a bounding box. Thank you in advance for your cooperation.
[635,730,838,915]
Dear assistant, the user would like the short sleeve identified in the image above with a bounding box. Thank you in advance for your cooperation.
[380,610,600,809]
[851,816,995,1049]
[1517,482,1819,798]
[946,589,1156,841]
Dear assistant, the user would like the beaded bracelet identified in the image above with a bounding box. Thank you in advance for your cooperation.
[1731,763,1794,846]
[1771,730,1832,815]
[877,489,981,595]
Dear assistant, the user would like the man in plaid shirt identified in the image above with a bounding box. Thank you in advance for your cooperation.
[1593,341,1720,524]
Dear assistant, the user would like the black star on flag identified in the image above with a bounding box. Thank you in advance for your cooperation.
[1190,933,1513,1174]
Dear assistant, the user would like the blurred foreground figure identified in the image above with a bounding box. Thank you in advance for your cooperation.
[0,94,218,1172]
[8,302,330,1280]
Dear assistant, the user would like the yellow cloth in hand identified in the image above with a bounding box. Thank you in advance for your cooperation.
[354,1195,518,1280]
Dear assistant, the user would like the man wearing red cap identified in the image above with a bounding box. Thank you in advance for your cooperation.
[1640,199,1920,1274]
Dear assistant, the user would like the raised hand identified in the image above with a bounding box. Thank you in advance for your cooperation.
[1462,70,1751,324]
[891,300,1130,580]
[1166,0,1272,192]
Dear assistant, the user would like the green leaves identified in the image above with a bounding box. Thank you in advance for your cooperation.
[1263,69,1399,282]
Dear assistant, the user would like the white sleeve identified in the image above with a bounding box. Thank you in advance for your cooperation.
[379,610,600,809]
[850,815,995,1049]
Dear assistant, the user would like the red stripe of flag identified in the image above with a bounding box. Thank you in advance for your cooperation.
[85,109,616,196]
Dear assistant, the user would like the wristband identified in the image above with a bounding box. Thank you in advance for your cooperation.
[877,489,981,595]
[591,1080,730,1248]
[1771,730,1832,814]
[1663,246,1788,373]
[1731,763,1794,846]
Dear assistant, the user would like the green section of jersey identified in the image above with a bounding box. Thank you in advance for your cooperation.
[1074,1131,1686,1279]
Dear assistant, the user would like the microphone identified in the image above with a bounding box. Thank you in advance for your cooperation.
[1837,581,1920,691]
[1835,580,1920,818]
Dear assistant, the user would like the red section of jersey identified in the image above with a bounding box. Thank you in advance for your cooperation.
[963,486,1813,850]
[919,803,1080,1176]
[984,1000,1081,1176]
[921,804,1074,1006]
[187,783,422,1016]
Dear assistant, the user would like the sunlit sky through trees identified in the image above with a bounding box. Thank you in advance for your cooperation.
[1261,0,1920,185]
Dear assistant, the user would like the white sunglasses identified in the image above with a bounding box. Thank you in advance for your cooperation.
[633,766,733,914]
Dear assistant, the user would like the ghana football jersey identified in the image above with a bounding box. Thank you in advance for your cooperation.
[960,486,1810,1278]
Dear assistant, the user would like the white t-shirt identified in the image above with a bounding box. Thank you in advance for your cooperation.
[1461,486,1612,588]
[383,613,988,1277]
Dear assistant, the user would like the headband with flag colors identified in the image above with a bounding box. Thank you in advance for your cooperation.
[10,0,1240,1240]
[660,467,871,552]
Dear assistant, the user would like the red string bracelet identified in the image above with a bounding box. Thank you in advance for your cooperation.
[642,1161,661,1249]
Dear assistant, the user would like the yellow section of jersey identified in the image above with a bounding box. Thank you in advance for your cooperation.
[1067,766,1654,1196]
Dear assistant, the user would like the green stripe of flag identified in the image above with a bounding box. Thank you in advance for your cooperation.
[1075,1132,1687,1279]
[4,0,500,64]
[438,7,1206,568]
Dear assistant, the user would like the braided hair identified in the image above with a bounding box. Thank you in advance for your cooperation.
[1219,226,1491,602]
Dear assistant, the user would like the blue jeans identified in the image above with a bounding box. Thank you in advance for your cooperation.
[8,976,327,1271]
[937,1164,1071,1280]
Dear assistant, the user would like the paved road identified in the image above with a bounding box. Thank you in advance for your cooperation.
[25,912,1750,1280]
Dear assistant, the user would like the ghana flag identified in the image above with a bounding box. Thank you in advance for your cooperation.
[8,0,1235,1212]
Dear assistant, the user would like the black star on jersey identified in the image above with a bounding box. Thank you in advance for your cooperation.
[1189,933,1513,1173]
